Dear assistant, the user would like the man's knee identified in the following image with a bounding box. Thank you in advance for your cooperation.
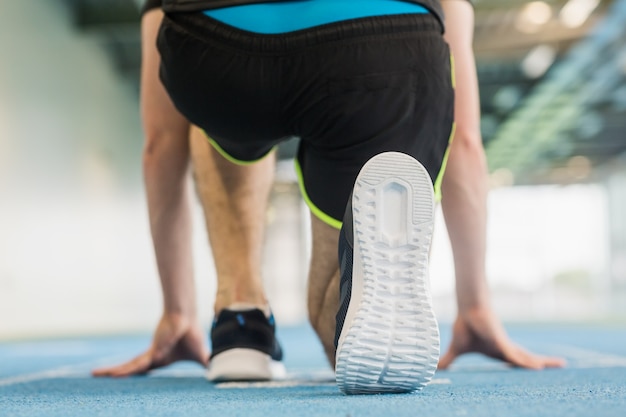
[142,129,190,177]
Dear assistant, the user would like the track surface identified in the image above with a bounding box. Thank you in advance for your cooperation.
[1,323,625,417]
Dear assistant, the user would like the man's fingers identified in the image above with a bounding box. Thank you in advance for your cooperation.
[112,354,153,377]
[506,346,566,370]
[437,338,567,371]
[509,354,544,370]
[92,364,133,377]
[91,367,116,377]
[437,348,458,370]
[92,353,153,378]
[539,355,567,368]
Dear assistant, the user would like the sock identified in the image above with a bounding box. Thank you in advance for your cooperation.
[226,302,272,318]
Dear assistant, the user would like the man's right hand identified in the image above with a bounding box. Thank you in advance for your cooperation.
[92,313,209,377]
[438,307,566,370]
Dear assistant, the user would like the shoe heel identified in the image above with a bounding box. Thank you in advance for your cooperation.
[207,348,286,382]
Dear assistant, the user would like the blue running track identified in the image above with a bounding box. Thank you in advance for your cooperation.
[1,323,625,417]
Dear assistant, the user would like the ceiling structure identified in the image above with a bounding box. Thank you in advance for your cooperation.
[473,0,626,185]
[59,0,626,185]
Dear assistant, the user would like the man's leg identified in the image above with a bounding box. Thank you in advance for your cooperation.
[309,153,441,395]
[307,215,341,367]
[189,128,275,314]
[189,128,287,380]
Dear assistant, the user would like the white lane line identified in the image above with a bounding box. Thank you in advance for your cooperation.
[436,343,626,372]
[543,344,626,368]
[216,380,336,389]
[430,378,452,385]
[149,368,206,378]
[214,375,451,389]
[0,355,129,387]
[215,370,334,389]
[215,370,452,389]
[0,367,84,387]
[0,363,452,389]
[149,368,454,388]
[215,379,452,390]
[443,363,511,372]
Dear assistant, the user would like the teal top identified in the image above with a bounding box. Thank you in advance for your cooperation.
[203,0,430,34]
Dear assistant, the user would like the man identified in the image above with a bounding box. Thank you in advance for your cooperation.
[93,0,564,393]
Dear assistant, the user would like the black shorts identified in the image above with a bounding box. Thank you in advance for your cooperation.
[141,0,162,15]
[157,12,455,228]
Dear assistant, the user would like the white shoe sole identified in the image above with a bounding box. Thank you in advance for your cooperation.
[335,151,440,395]
[207,348,287,382]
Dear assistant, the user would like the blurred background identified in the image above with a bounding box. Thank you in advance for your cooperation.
[0,0,625,341]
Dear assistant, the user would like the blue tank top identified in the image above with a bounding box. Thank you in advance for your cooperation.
[203,0,430,34]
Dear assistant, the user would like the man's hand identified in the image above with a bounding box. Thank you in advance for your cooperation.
[92,313,209,377]
[438,307,566,370]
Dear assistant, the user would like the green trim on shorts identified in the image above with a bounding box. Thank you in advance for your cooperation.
[433,122,456,202]
[203,131,276,166]
[294,159,343,230]
[432,53,457,201]
[450,53,456,89]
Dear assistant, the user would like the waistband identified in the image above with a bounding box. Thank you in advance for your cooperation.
[202,0,430,35]
[165,12,443,54]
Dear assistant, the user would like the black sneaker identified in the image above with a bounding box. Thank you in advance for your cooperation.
[334,152,440,395]
[206,308,286,381]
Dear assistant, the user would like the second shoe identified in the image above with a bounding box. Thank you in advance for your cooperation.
[207,308,286,382]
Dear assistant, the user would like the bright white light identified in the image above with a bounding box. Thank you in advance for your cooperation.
[522,44,557,78]
[516,1,553,33]
[525,1,553,25]
[559,0,600,28]
[526,1,554,24]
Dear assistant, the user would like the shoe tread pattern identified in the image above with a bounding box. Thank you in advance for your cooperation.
[336,152,440,395]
